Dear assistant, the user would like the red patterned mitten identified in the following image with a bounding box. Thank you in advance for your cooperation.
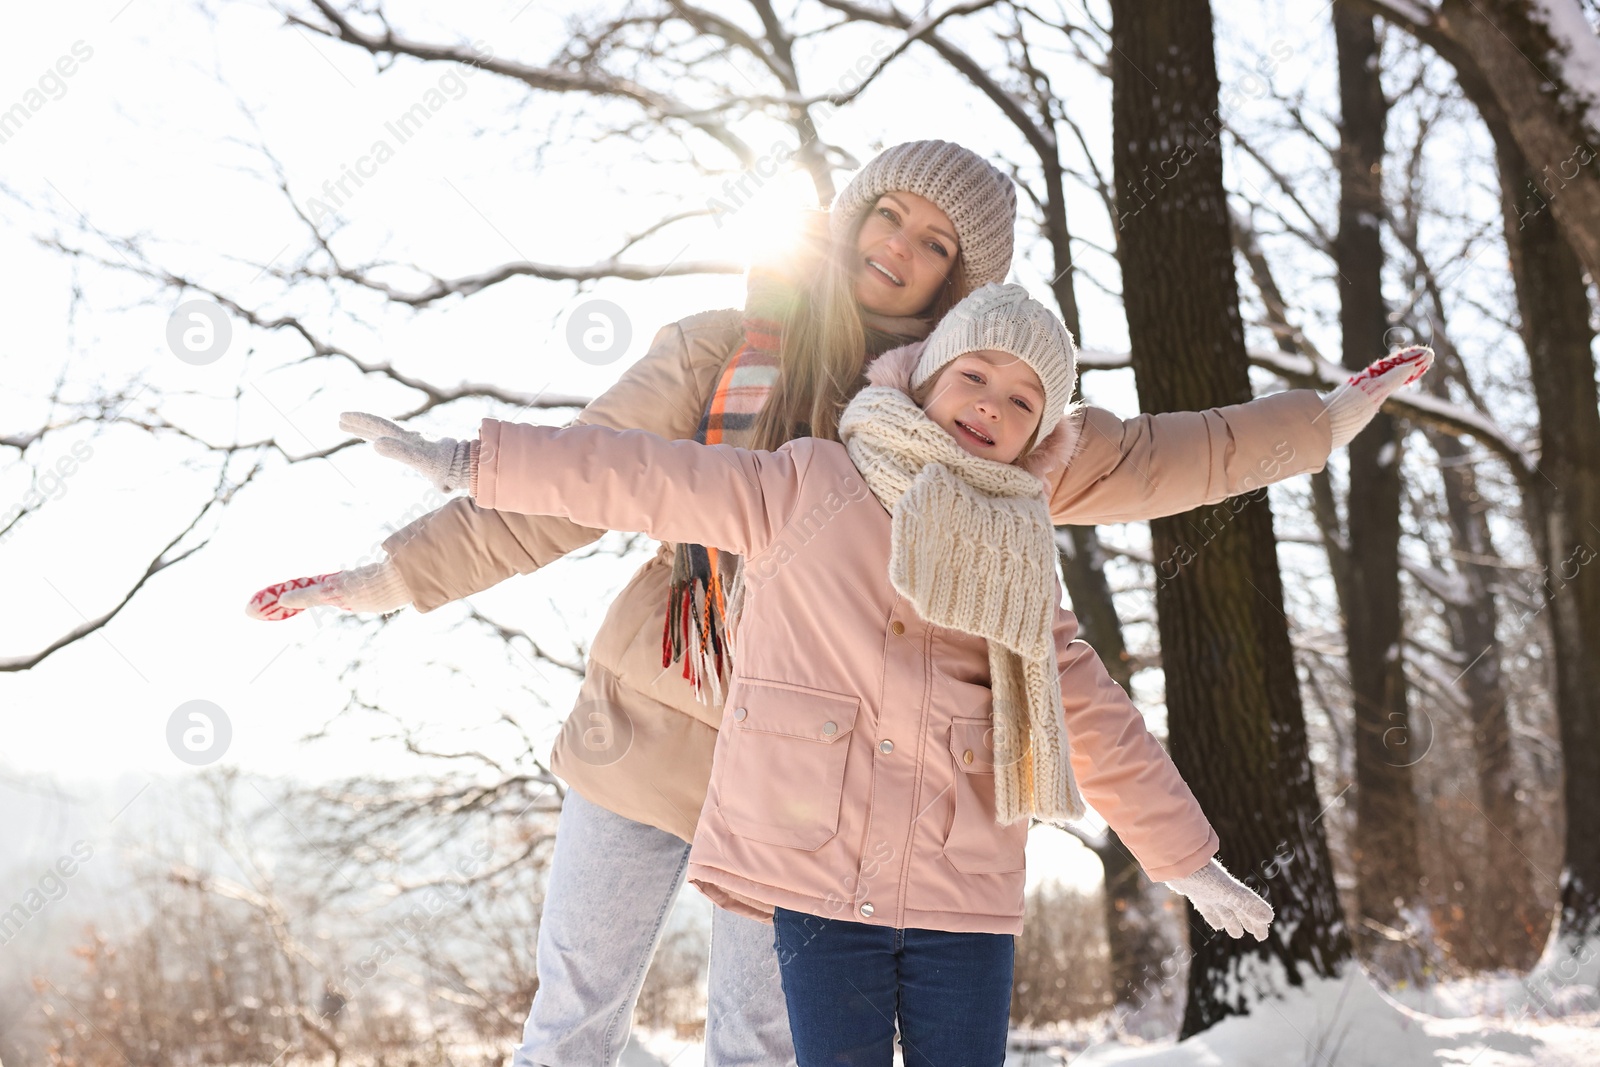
[1322,345,1434,448]
[244,560,412,621]
[246,573,341,621]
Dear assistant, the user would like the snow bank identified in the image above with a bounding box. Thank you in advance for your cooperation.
[1071,970,1600,1067]
[624,938,1600,1066]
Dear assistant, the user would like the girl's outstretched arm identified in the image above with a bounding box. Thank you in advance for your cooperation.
[1051,605,1272,940]
[1046,346,1432,527]
[244,310,739,621]
[341,409,835,560]
[1052,604,1218,881]
[469,419,820,559]
[386,311,740,607]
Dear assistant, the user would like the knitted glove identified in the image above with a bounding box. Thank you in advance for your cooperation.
[1163,859,1275,941]
[340,412,476,493]
[1320,345,1434,449]
[245,559,413,621]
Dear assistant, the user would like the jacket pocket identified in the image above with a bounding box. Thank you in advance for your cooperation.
[943,718,1028,874]
[718,679,860,851]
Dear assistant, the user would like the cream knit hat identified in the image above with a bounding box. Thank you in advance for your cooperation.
[829,140,1017,296]
[911,282,1078,439]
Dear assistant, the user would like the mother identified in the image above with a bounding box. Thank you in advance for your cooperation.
[250,140,1395,1066]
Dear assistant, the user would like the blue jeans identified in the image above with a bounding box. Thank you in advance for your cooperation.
[772,906,1014,1067]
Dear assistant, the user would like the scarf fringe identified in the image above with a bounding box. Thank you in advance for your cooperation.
[664,561,730,706]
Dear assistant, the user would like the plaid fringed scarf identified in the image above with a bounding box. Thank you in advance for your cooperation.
[661,302,783,704]
[662,215,938,702]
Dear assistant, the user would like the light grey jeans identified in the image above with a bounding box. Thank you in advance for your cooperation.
[512,787,797,1067]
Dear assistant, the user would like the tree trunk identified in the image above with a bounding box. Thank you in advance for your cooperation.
[1363,0,1600,951]
[1437,0,1600,285]
[1334,3,1427,970]
[1108,0,1353,1036]
[1495,138,1600,946]
[1421,370,1546,969]
[1231,210,1354,616]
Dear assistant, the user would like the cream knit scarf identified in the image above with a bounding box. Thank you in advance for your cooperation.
[839,384,1086,825]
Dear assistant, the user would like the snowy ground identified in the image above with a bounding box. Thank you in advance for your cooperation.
[621,956,1600,1067]
[1069,972,1600,1066]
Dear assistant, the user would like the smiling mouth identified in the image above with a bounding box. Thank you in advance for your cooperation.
[866,257,904,286]
[955,420,994,446]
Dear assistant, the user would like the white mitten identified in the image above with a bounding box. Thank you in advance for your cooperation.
[1163,858,1275,941]
[340,412,475,493]
[1320,345,1434,449]
[245,559,412,621]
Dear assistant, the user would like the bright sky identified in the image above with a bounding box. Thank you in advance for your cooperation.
[0,0,1397,896]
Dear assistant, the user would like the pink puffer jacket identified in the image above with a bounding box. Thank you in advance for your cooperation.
[473,411,1221,938]
[387,310,1331,845]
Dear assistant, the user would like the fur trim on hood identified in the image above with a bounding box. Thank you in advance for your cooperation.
[863,341,1084,484]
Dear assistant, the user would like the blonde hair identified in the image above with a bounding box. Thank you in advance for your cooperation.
[751,208,962,451]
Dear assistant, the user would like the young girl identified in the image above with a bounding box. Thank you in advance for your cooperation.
[247,140,1426,1066]
[333,283,1424,1064]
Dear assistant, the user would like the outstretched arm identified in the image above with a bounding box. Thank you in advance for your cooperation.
[1053,606,1272,940]
[1047,346,1432,526]
[245,310,739,620]
[1055,606,1218,881]
[389,311,741,607]
[471,420,813,559]
[1048,391,1325,527]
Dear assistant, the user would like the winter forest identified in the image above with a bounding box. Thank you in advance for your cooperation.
[2,0,1600,1064]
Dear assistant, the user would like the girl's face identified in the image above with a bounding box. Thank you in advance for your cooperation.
[920,351,1045,464]
[853,193,959,317]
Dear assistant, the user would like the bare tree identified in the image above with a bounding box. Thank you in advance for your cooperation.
[1363,1,1600,284]
[1388,123,1550,966]
[1108,0,1353,1034]
[1334,2,1427,972]
[1358,0,1600,955]
[14,770,558,1066]
[1227,19,1569,977]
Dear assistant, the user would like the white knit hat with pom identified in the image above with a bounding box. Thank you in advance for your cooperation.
[911,282,1078,439]
[829,140,1017,296]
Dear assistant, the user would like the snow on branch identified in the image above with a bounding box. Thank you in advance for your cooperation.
[1529,0,1600,141]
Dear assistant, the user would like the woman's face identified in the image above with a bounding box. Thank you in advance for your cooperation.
[919,350,1045,464]
[853,192,959,317]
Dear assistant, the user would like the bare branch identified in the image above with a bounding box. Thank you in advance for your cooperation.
[1228,128,1336,254]
[0,463,256,671]
[287,251,743,309]
[286,0,759,164]
[1075,343,1535,477]
[463,606,589,679]
[38,236,595,423]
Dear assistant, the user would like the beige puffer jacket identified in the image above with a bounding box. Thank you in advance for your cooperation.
[385,310,1332,843]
